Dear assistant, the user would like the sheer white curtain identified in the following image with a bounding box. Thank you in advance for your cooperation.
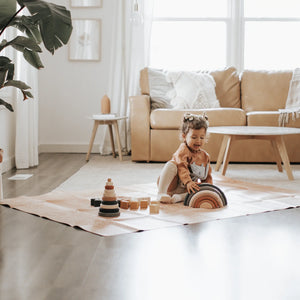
[14,48,39,169]
[1,21,38,169]
[99,0,153,154]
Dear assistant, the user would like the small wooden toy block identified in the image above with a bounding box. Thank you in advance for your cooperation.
[139,200,148,209]
[90,198,101,207]
[130,200,139,210]
[120,200,130,209]
[149,203,159,214]
[137,196,151,204]
[151,200,159,205]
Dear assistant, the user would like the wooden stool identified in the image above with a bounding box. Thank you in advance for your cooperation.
[86,116,128,162]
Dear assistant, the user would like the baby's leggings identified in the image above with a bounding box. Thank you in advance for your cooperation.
[157,161,186,196]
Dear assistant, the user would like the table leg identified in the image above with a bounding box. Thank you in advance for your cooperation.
[124,117,128,155]
[275,136,294,180]
[113,121,123,161]
[270,139,283,172]
[86,121,99,161]
[222,135,233,176]
[108,124,116,158]
[215,135,230,171]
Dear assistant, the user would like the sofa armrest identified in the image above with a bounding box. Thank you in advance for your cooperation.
[129,95,151,161]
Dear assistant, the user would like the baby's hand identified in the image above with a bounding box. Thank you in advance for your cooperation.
[186,181,200,194]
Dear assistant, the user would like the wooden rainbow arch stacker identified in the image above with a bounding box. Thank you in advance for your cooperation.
[184,183,227,209]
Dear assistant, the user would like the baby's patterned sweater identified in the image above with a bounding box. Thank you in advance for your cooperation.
[171,143,213,185]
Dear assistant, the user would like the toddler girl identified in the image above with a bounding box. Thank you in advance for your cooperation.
[157,112,213,203]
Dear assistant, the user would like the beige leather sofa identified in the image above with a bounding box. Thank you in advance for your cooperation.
[130,67,300,162]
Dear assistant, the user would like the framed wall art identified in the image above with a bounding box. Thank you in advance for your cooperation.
[70,0,102,8]
[68,19,101,61]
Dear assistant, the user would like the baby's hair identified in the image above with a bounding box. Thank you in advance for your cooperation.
[181,113,209,135]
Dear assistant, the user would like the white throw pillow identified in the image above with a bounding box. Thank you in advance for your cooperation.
[148,68,174,109]
[166,71,220,109]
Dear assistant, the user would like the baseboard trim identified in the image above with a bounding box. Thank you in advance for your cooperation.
[38,144,100,153]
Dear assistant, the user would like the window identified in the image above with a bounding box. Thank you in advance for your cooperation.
[150,0,300,71]
[244,0,300,69]
[150,0,228,70]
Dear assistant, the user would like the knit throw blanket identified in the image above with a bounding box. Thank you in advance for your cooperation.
[279,68,300,126]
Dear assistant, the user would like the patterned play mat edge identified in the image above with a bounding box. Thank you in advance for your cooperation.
[1,175,300,237]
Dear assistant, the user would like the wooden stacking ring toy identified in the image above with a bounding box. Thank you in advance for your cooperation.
[184,183,227,209]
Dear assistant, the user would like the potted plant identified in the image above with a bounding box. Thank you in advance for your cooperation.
[0,0,72,112]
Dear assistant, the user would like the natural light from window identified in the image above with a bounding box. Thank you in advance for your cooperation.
[244,0,300,18]
[244,22,300,69]
[150,0,227,70]
[150,0,300,71]
[150,22,226,70]
[152,0,227,18]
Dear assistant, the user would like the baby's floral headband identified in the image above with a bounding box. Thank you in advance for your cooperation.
[183,113,208,122]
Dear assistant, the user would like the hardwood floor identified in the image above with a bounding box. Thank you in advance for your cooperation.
[1,153,300,300]
[2,153,87,198]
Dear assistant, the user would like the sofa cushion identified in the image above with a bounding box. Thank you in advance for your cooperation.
[145,68,174,109]
[166,71,220,109]
[209,67,240,108]
[150,108,246,129]
[247,111,300,127]
[241,70,292,112]
[140,67,241,109]
[140,67,150,95]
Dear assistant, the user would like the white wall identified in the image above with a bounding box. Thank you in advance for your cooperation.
[38,0,114,153]
[1,0,114,173]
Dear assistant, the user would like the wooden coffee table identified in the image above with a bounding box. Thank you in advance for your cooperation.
[208,126,300,180]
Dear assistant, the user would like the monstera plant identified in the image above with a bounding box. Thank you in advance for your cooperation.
[0,0,72,112]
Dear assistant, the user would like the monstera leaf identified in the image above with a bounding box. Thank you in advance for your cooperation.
[0,0,72,111]
[0,56,14,84]
[0,36,44,69]
[17,0,73,54]
[0,0,16,30]
[0,98,14,112]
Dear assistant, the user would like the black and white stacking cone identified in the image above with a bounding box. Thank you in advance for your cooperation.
[98,178,120,217]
